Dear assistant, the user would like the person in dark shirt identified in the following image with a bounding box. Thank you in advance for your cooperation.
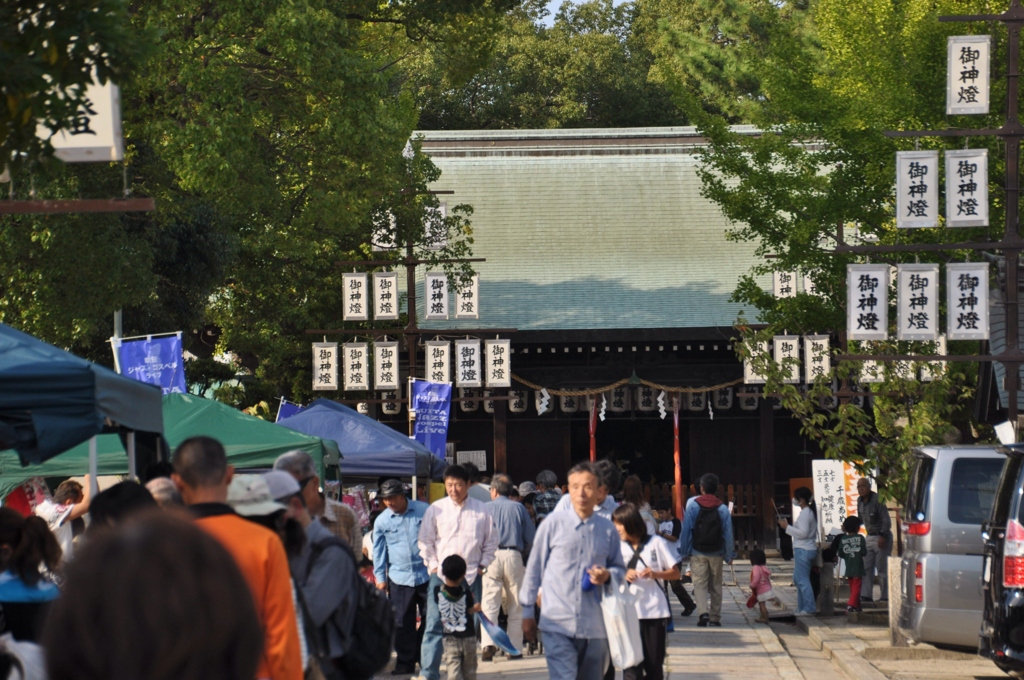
[436,555,481,680]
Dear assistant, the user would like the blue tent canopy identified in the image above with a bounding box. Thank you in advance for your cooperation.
[0,323,163,465]
[278,399,446,479]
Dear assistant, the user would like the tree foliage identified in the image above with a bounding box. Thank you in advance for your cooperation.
[418,0,682,129]
[1,0,151,174]
[655,0,1002,496]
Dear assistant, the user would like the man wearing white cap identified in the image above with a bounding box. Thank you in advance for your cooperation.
[263,470,357,680]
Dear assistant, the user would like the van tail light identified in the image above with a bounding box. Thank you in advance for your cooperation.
[915,562,923,579]
[906,522,931,536]
[915,585,923,603]
[1003,519,1024,588]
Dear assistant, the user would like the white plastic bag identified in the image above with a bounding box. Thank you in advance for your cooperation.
[600,572,644,670]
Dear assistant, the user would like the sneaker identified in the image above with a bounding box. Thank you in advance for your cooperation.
[794,611,816,617]
[708,620,722,627]
[697,613,710,627]
[507,655,523,660]
[682,604,697,617]
[481,646,496,662]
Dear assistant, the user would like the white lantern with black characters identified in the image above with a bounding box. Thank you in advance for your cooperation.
[343,342,369,391]
[773,271,798,298]
[738,387,760,411]
[381,387,402,415]
[424,273,449,320]
[609,386,630,413]
[342,273,369,321]
[947,35,991,115]
[374,341,399,391]
[460,387,479,412]
[848,264,889,341]
[484,339,511,389]
[373,272,399,321]
[312,343,338,391]
[455,275,480,319]
[714,387,733,410]
[637,386,657,412]
[947,262,989,340]
[896,151,939,228]
[773,335,800,384]
[897,264,939,342]
[946,149,988,227]
[803,335,831,384]
[560,392,580,413]
[509,390,528,413]
[454,339,482,388]
[425,341,450,384]
[743,340,768,384]
[687,391,706,412]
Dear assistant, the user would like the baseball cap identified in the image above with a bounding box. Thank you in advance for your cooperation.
[377,479,405,498]
[227,475,287,517]
[518,481,537,497]
[263,470,301,501]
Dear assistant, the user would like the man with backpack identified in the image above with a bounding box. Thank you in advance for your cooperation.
[678,473,734,627]
[275,451,394,679]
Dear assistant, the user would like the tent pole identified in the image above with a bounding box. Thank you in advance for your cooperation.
[127,431,137,481]
[412,475,418,502]
[88,436,99,496]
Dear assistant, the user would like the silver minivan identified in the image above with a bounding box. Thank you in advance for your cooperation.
[898,445,1004,649]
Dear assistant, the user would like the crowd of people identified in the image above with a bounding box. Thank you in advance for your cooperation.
[6,437,902,680]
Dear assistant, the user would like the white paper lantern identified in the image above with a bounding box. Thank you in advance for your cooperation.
[459,387,478,412]
[738,387,760,411]
[560,392,580,413]
[609,386,631,413]
[687,392,706,412]
[714,387,733,410]
[482,389,495,414]
[637,386,657,412]
[509,390,528,413]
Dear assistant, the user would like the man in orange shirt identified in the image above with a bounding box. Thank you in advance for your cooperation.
[172,436,302,680]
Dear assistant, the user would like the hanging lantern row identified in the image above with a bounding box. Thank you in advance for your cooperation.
[309,339,510,392]
[847,263,988,343]
[341,272,480,322]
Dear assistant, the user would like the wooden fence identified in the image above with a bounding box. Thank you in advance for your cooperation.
[645,482,765,557]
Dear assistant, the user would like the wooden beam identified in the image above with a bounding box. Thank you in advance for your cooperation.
[0,198,156,214]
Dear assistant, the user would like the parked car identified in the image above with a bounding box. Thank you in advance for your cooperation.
[899,445,1004,650]
[981,443,1024,673]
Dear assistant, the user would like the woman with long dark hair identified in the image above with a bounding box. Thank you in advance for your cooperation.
[778,486,818,616]
[621,475,657,535]
[612,503,680,680]
[0,508,61,641]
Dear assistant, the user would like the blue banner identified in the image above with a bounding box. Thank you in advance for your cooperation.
[116,334,187,395]
[276,400,305,422]
[410,380,451,459]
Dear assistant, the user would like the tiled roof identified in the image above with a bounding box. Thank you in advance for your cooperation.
[412,127,767,332]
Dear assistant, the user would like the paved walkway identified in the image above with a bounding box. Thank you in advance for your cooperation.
[447,570,803,680]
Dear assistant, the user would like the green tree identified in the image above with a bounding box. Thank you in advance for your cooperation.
[654,0,1000,497]
[418,0,682,129]
[1,0,150,173]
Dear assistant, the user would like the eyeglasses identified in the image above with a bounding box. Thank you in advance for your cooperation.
[299,476,316,490]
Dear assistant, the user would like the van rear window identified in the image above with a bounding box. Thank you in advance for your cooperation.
[948,458,1004,524]
[905,456,934,522]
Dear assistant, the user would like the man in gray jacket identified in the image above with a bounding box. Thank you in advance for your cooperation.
[857,477,892,603]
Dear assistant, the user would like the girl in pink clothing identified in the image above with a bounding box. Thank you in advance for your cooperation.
[749,549,774,623]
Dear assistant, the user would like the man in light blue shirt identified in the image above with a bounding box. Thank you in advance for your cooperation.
[521,461,625,680]
[552,458,621,521]
[372,479,430,675]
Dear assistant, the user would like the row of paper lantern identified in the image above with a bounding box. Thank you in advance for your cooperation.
[364,384,874,417]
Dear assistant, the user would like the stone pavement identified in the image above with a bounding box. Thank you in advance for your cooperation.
[382,557,1011,679]
[385,562,805,680]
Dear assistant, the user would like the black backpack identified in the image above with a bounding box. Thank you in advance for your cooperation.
[692,504,724,553]
[306,535,395,680]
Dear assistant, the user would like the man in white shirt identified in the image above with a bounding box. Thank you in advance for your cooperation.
[416,465,497,680]
[34,475,92,561]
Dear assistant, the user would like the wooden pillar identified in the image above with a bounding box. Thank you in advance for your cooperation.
[759,396,776,549]
[562,419,572,478]
[493,388,507,474]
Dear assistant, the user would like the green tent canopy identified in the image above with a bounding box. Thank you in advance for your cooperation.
[0,393,339,498]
